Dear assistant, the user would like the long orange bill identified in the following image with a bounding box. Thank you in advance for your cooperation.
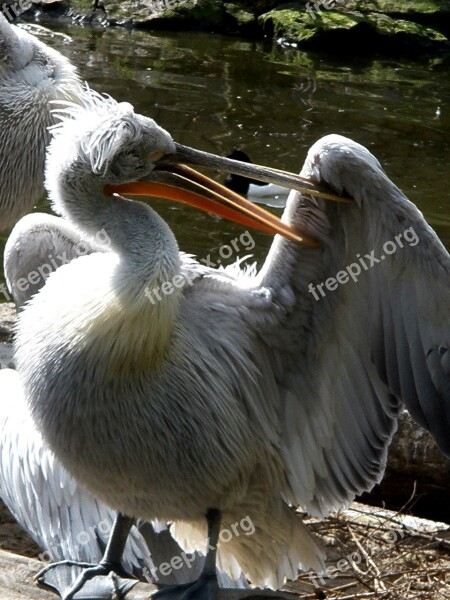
[162,143,352,203]
[104,167,318,247]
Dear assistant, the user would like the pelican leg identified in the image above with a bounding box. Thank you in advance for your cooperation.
[92,0,107,13]
[152,510,297,600]
[37,513,137,600]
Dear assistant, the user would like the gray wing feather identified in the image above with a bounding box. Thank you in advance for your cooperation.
[210,135,449,517]
[4,213,108,309]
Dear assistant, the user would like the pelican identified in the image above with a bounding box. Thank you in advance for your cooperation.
[0,366,248,594]
[7,91,449,600]
[0,13,80,231]
[225,150,289,208]
[3,213,109,309]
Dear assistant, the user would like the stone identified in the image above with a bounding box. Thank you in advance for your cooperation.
[259,3,447,50]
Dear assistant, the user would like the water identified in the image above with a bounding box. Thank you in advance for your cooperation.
[0,23,449,298]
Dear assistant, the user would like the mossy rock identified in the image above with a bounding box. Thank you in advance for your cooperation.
[223,2,260,33]
[224,2,255,24]
[66,0,223,25]
[259,3,448,50]
[259,5,363,43]
[366,12,447,43]
[145,0,224,28]
[357,0,450,15]
[224,0,281,13]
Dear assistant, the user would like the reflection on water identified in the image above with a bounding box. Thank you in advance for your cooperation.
[0,24,449,299]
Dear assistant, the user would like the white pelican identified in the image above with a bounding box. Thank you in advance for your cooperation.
[0,365,248,595]
[7,92,450,600]
[0,13,80,231]
[225,150,289,208]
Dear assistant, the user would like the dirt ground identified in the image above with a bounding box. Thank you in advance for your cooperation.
[0,501,42,559]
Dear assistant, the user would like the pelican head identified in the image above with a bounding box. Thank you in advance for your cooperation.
[46,94,176,222]
[47,90,347,249]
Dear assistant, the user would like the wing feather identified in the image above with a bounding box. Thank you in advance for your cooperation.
[246,134,449,516]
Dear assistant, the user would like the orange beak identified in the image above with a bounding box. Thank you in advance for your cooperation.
[104,146,351,247]
[104,165,319,246]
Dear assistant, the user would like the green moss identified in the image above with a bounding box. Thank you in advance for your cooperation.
[259,4,447,47]
[224,2,256,25]
[361,0,450,15]
[259,7,362,42]
[69,0,98,10]
[367,12,447,41]
[142,0,224,27]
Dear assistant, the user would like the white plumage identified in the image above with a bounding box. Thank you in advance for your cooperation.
[0,14,80,231]
[0,367,248,589]
[5,90,449,597]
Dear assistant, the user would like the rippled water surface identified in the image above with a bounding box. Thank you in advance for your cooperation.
[0,23,449,297]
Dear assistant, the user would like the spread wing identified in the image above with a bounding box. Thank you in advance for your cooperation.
[254,134,449,516]
[184,135,449,520]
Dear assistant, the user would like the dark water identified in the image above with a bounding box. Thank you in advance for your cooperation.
[0,23,449,294]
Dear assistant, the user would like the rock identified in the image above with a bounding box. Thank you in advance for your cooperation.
[259,3,448,51]
[361,0,450,16]
[224,2,258,34]
[0,303,14,344]
[0,303,15,369]
[67,0,225,27]
[12,0,449,52]
[0,344,13,369]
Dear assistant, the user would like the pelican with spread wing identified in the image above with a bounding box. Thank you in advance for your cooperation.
[2,91,449,600]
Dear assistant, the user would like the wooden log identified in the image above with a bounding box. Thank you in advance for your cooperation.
[362,410,450,522]
[0,549,297,599]
[0,547,159,599]
[0,548,56,599]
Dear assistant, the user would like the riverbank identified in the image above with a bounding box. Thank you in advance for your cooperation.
[5,0,450,55]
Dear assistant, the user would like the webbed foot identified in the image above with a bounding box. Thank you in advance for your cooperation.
[153,577,296,600]
[153,574,219,600]
[37,560,137,600]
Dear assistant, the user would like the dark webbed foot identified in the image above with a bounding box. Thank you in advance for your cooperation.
[37,560,137,599]
[153,573,218,599]
[153,579,297,600]
[37,513,137,599]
